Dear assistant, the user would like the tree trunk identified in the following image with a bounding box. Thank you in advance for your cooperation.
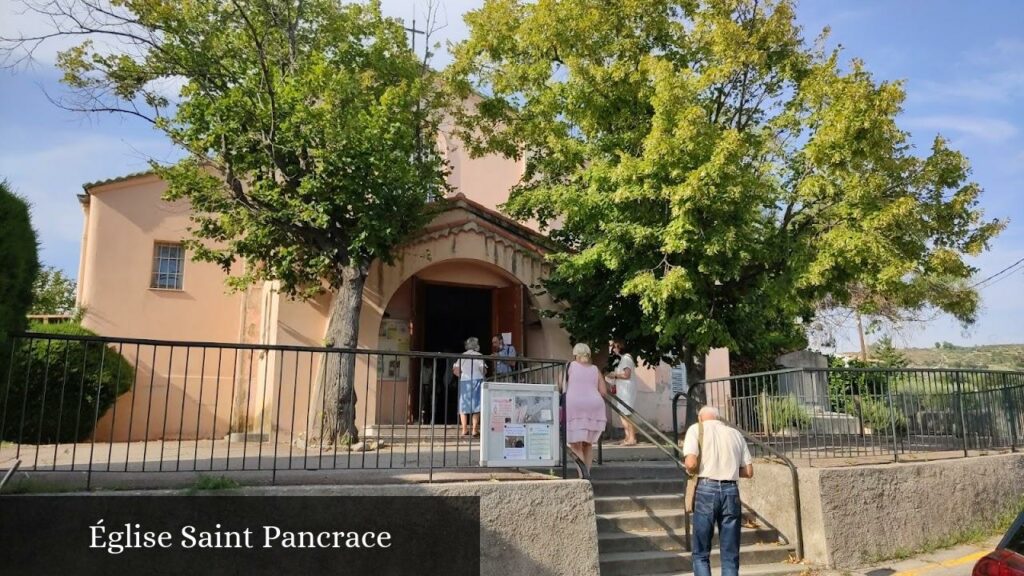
[308,260,368,446]
[682,342,706,431]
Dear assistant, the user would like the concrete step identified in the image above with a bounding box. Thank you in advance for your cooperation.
[590,462,683,481]
[631,561,808,576]
[597,510,688,533]
[597,526,782,554]
[592,479,684,497]
[594,493,685,514]
[599,543,796,576]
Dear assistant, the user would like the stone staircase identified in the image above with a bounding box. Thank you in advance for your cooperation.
[591,462,804,576]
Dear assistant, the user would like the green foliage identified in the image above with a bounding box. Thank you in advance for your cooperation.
[447,0,1004,366]
[188,475,241,493]
[766,395,811,432]
[903,344,1024,370]
[1,323,133,443]
[55,0,450,298]
[857,396,907,434]
[30,266,77,315]
[871,336,909,368]
[0,179,39,349]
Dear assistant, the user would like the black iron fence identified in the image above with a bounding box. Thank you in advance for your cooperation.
[673,367,1024,463]
[0,332,572,481]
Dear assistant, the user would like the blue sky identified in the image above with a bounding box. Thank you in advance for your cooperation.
[0,0,1021,349]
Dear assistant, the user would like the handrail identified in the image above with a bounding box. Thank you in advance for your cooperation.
[602,393,686,469]
[0,459,21,493]
[673,389,804,561]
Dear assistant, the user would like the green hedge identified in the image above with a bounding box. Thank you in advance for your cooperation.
[856,396,908,435]
[1,323,133,443]
[0,180,39,350]
[767,395,811,433]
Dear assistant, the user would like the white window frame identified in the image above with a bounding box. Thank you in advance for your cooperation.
[150,242,185,291]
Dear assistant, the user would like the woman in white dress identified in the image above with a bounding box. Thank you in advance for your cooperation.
[608,339,638,445]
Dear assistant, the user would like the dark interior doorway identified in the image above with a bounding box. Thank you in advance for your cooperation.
[415,283,493,424]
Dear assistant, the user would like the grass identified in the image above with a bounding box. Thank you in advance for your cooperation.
[186,475,241,493]
[864,495,1024,564]
[2,479,82,494]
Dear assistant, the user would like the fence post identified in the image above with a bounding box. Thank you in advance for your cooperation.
[885,375,899,463]
[957,374,969,458]
[1004,374,1018,453]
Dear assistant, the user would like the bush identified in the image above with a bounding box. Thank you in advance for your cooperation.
[766,395,811,433]
[1,323,133,443]
[0,179,40,350]
[856,396,908,435]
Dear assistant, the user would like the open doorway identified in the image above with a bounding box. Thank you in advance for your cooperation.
[414,282,493,425]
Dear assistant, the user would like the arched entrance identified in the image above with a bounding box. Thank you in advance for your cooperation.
[378,259,536,425]
[354,194,572,427]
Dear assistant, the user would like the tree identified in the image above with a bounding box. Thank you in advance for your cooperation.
[0,179,39,349]
[447,0,1003,420]
[871,335,909,368]
[30,266,77,315]
[2,0,449,444]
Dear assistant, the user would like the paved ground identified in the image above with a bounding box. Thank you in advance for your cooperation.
[815,535,1001,576]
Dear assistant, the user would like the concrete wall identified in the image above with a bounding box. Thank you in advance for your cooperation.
[741,454,1024,568]
[247,480,600,576]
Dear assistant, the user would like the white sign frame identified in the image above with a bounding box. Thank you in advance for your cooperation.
[479,382,560,467]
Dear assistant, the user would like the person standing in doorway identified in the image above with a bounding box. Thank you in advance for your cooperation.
[564,343,607,473]
[453,337,487,437]
[491,334,517,376]
[607,339,638,445]
[683,406,754,576]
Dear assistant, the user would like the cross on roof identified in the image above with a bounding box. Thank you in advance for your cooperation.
[404,19,426,54]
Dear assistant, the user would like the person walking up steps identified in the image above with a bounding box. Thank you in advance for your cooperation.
[683,406,754,576]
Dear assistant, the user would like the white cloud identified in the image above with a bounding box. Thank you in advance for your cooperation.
[902,115,1018,143]
[913,71,1024,104]
[0,133,179,273]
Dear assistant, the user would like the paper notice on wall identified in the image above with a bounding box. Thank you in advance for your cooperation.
[526,424,552,460]
[503,424,527,460]
[491,393,515,431]
[502,332,512,346]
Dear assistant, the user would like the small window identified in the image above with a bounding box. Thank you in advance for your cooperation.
[151,243,184,290]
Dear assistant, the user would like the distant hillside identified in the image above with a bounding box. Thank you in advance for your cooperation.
[899,344,1024,371]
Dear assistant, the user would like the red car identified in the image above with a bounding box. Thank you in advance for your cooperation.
[974,509,1024,576]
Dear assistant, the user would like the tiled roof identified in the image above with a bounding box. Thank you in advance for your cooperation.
[81,170,155,191]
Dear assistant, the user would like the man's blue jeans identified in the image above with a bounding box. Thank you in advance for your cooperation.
[691,479,741,576]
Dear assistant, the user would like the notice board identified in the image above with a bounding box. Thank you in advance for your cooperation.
[479,382,560,467]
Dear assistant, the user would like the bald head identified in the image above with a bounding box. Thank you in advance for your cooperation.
[698,406,720,422]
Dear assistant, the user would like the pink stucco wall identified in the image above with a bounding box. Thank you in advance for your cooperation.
[80,175,245,441]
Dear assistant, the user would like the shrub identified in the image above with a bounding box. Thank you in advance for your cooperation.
[766,395,811,433]
[856,396,908,435]
[1,323,133,443]
[0,179,40,351]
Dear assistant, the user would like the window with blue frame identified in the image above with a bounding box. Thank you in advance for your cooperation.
[150,242,184,290]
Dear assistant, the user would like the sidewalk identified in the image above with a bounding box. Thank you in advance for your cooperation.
[819,535,1000,576]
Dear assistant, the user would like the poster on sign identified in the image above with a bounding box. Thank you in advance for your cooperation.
[480,382,560,467]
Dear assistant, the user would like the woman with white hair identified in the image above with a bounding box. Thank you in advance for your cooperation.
[564,342,607,472]
[453,336,487,437]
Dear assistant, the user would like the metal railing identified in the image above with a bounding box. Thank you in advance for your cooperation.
[0,331,573,484]
[681,367,1024,463]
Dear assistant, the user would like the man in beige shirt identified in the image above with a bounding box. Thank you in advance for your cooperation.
[683,406,753,576]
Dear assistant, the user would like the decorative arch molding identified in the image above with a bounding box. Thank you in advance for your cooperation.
[357,198,563,355]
